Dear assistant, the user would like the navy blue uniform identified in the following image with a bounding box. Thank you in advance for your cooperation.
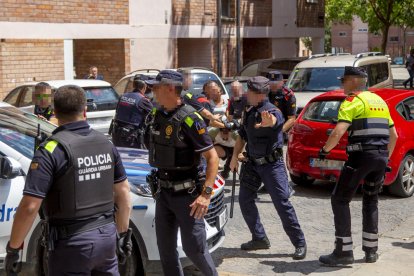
[227,96,247,120]
[112,91,153,148]
[238,99,306,248]
[182,92,213,125]
[24,121,127,275]
[150,104,218,276]
[34,105,54,121]
[268,86,296,121]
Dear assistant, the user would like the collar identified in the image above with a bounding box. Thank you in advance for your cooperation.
[53,120,90,135]
[161,103,185,116]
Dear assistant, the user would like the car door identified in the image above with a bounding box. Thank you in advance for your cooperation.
[18,86,36,113]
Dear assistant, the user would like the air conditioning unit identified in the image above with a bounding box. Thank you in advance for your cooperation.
[306,0,318,3]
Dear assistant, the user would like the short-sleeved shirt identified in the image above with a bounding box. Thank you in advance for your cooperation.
[268,87,296,121]
[23,121,127,199]
[34,105,54,121]
[182,92,212,113]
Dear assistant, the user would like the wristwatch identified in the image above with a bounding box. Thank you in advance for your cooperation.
[203,186,215,196]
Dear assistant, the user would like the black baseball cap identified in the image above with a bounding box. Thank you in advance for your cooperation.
[266,70,283,82]
[145,70,183,86]
[339,66,368,81]
[247,76,270,94]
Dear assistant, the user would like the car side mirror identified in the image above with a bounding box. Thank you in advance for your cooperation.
[0,156,22,180]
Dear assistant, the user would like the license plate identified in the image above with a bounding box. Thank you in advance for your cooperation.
[310,158,344,169]
[218,206,228,230]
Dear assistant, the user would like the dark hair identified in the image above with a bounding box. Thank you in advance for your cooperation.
[174,84,183,95]
[35,82,51,93]
[54,85,86,118]
[133,79,146,92]
[202,80,218,91]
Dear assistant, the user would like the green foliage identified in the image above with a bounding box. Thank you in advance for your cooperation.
[301,37,312,51]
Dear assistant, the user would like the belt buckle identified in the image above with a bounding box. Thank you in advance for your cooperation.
[255,157,266,165]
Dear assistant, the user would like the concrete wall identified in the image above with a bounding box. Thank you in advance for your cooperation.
[130,38,176,70]
[352,16,369,54]
[272,38,298,58]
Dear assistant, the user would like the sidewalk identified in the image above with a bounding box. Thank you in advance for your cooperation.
[312,215,414,276]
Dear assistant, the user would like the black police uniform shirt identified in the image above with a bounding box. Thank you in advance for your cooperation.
[182,92,213,125]
[23,121,127,199]
[34,105,54,121]
[228,96,247,120]
[156,105,214,180]
[239,99,285,153]
[268,87,296,121]
[115,92,153,126]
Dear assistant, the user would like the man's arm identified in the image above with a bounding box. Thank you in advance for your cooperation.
[114,179,131,233]
[230,136,246,172]
[322,122,350,152]
[388,126,398,158]
[282,115,296,132]
[9,196,43,248]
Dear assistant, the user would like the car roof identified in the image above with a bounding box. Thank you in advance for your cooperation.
[19,79,113,88]
[296,55,389,68]
[311,88,414,102]
[0,101,13,107]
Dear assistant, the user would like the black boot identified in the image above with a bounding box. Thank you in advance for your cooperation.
[293,245,307,260]
[241,236,271,250]
[319,251,354,266]
[365,252,378,263]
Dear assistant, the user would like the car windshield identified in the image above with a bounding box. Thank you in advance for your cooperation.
[303,100,342,123]
[0,106,55,158]
[287,67,344,92]
[188,73,226,95]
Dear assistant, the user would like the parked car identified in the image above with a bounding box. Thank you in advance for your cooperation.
[285,52,394,114]
[222,76,249,98]
[287,88,414,198]
[393,57,404,65]
[239,57,307,80]
[0,102,228,274]
[114,69,160,96]
[3,80,118,134]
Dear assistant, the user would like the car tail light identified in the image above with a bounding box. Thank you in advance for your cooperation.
[293,123,313,134]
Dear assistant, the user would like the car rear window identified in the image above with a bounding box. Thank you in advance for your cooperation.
[84,87,119,112]
[303,100,342,123]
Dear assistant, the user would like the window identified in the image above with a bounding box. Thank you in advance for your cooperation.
[286,67,344,92]
[221,0,233,18]
[268,60,291,71]
[303,100,342,123]
[3,88,22,106]
[363,62,389,86]
[339,32,347,37]
[398,98,414,120]
[84,87,119,112]
[390,36,399,42]
[358,28,368,32]
[21,86,36,107]
[240,63,259,77]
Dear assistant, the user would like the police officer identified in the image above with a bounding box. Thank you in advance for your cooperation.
[146,70,219,276]
[112,76,153,148]
[319,66,398,266]
[229,76,307,259]
[266,71,296,133]
[33,82,57,124]
[5,85,132,275]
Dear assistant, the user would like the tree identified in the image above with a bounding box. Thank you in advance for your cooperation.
[396,1,414,58]
[326,0,406,53]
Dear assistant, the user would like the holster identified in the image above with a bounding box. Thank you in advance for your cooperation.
[239,161,262,192]
[41,220,56,252]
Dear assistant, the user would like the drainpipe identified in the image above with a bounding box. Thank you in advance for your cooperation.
[217,0,222,77]
[236,0,241,74]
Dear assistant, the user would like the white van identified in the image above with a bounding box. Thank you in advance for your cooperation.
[286,52,394,113]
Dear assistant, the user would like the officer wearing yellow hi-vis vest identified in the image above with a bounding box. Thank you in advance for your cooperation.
[318,66,398,266]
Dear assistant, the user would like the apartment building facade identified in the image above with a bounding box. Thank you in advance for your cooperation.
[0,0,325,98]
[332,16,414,58]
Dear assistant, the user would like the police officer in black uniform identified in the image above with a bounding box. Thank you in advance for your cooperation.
[33,82,56,123]
[319,67,398,266]
[5,85,132,275]
[229,76,307,259]
[112,76,153,148]
[146,70,219,276]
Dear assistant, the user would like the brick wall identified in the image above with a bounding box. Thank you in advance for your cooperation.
[177,38,214,69]
[74,39,130,85]
[0,0,129,24]
[242,38,272,66]
[0,39,64,99]
[172,0,272,27]
[297,0,325,28]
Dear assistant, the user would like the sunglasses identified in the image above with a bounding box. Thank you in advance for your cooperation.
[35,94,51,99]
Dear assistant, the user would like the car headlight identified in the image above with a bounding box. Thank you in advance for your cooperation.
[128,175,153,197]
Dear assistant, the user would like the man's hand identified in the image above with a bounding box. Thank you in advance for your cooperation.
[255,111,276,128]
[318,148,329,160]
[5,242,21,275]
[230,156,239,172]
[189,194,211,220]
[212,114,222,121]
[117,228,133,265]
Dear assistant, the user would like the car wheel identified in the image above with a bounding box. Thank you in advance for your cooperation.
[389,154,414,198]
[118,238,145,276]
[290,173,315,186]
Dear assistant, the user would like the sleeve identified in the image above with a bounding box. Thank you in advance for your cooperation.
[112,146,128,184]
[238,124,247,141]
[138,97,153,114]
[23,147,57,199]
[227,99,234,115]
[181,112,214,153]
[286,94,297,116]
[183,93,204,112]
[337,97,362,124]
[270,109,285,129]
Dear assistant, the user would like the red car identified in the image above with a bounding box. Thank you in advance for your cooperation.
[287,88,414,198]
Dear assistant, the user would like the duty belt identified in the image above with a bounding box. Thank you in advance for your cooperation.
[250,148,283,166]
[347,143,387,153]
[159,179,195,192]
[51,215,114,239]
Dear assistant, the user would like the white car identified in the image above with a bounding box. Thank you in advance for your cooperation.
[3,80,119,134]
[0,102,228,275]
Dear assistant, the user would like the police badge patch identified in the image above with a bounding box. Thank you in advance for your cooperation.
[195,121,206,135]
[165,125,173,136]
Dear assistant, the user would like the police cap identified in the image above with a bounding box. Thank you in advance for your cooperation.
[266,70,283,82]
[146,70,183,86]
[340,66,368,81]
[247,76,270,94]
